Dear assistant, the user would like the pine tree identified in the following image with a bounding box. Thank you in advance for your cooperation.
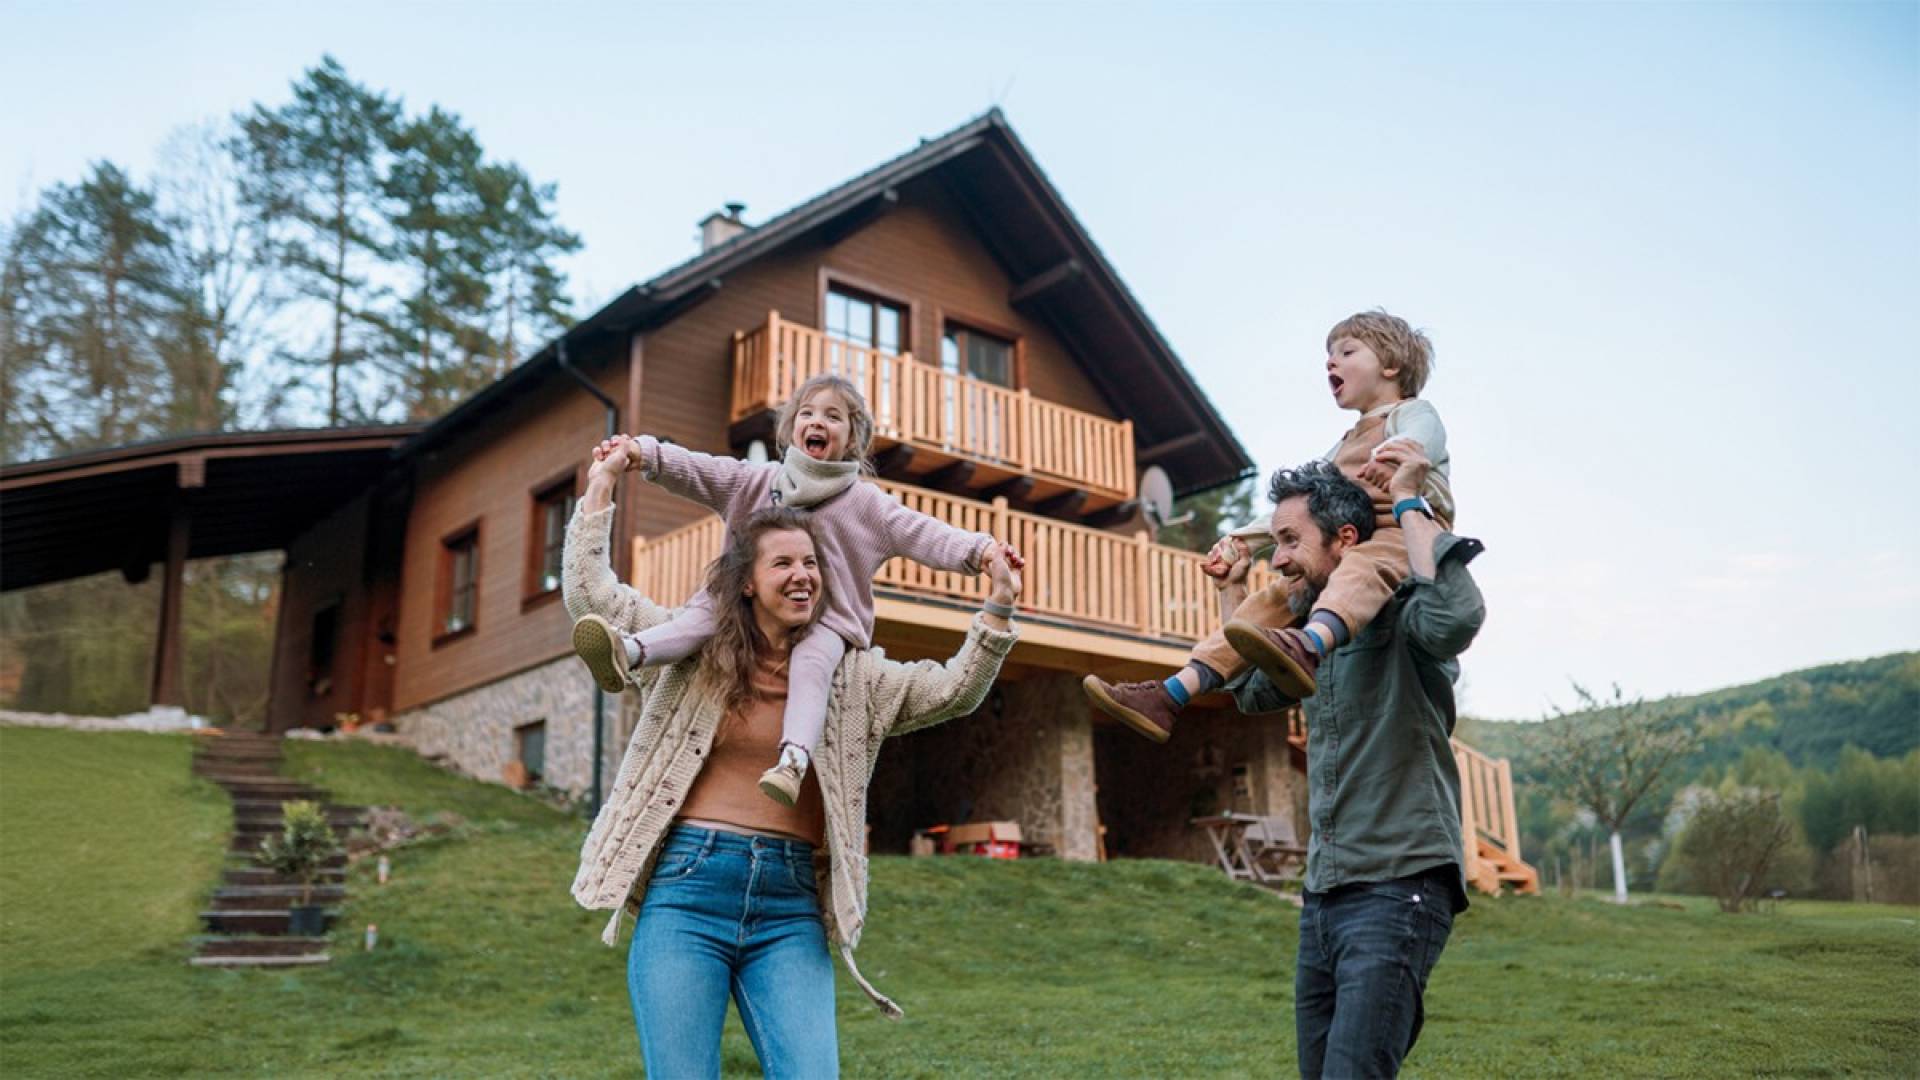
[476,162,580,374]
[233,55,398,425]
[4,162,177,454]
[381,106,494,419]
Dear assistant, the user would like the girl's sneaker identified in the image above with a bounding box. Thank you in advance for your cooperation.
[572,615,635,693]
[758,743,811,807]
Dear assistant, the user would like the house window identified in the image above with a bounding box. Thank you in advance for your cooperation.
[940,322,1018,459]
[527,476,574,600]
[307,603,339,697]
[439,526,480,639]
[825,284,906,356]
[516,720,546,783]
[941,324,1014,388]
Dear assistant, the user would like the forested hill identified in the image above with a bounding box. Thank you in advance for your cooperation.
[1461,651,1920,775]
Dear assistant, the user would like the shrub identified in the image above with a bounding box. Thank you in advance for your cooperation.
[1668,787,1807,912]
[254,800,341,906]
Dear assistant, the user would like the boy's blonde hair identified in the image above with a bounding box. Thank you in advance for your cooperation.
[773,373,875,472]
[1326,310,1434,398]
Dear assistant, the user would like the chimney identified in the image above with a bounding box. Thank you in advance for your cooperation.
[698,202,748,253]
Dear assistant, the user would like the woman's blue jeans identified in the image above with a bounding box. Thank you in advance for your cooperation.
[627,825,838,1079]
[1294,870,1456,1079]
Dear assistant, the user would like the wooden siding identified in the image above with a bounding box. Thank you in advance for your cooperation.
[268,492,371,732]
[389,344,620,712]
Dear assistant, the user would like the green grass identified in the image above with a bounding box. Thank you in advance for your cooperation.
[3,727,1917,1077]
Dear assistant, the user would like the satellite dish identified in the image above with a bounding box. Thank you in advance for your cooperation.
[746,439,770,465]
[1140,466,1193,534]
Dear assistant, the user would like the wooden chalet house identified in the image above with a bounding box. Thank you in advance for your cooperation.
[0,112,1534,893]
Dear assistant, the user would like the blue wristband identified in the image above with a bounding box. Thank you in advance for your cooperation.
[1393,496,1433,526]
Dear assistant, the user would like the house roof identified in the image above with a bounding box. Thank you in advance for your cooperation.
[0,426,420,591]
[404,110,1254,496]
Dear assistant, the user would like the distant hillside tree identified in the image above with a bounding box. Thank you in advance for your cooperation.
[1538,683,1701,903]
[1799,747,1920,853]
[1670,787,1802,912]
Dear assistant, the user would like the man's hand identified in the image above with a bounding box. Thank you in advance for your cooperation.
[1370,438,1431,503]
[1201,536,1252,590]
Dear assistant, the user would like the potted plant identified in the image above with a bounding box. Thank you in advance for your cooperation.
[255,800,341,936]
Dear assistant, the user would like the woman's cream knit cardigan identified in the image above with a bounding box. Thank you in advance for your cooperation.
[563,503,1016,1018]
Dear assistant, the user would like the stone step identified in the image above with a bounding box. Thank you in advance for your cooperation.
[204,778,327,800]
[211,885,347,910]
[221,867,345,888]
[193,934,330,958]
[227,850,347,870]
[201,908,339,935]
[231,804,364,828]
[190,953,331,968]
[194,760,283,777]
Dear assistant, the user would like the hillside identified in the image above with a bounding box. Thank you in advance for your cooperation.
[3,726,1917,1077]
[1461,650,1920,778]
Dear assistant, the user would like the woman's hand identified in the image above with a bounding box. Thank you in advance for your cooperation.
[583,435,639,512]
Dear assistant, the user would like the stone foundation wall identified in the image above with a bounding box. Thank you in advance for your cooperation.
[391,657,618,796]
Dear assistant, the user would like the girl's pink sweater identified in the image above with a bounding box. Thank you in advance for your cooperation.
[635,436,992,648]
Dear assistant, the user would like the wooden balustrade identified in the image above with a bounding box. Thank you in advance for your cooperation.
[732,312,1133,499]
[628,517,725,610]
[1452,739,1523,862]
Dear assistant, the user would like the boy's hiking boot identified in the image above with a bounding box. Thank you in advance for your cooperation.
[759,744,810,807]
[1082,675,1180,743]
[571,615,632,694]
[1224,621,1320,700]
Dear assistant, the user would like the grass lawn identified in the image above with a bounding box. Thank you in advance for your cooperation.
[3,726,1916,1077]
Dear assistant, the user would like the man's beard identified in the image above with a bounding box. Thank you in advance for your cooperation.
[1286,577,1324,619]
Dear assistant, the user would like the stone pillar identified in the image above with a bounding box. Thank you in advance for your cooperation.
[1253,707,1306,841]
[997,673,1101,862]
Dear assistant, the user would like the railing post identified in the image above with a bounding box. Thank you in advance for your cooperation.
[1499,757,1521,861]
[1134,530,1154,636]
[1016,388,1033,471]
[991,495,1009,543]
[1120,418,1136,499]
[1456,743,1480,883]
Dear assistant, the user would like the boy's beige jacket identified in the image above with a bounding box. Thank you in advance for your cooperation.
[562,503,1016,1018]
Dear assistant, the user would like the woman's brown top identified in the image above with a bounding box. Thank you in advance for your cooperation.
[676,654,826,846]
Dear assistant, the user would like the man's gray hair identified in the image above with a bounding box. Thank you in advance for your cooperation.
[1266,461,1376,543]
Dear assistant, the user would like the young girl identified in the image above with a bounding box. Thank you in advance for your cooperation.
[571,373,1021,805]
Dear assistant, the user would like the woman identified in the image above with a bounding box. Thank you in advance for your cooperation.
[562,444,1023,1078]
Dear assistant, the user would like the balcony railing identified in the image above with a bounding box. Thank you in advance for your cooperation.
[731,311,1136,502]
[633,478,1264,645]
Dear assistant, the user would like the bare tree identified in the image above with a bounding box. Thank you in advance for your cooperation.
[1538,683,1700,903]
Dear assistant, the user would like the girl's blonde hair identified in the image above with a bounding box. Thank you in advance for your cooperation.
[692,508,826,737]
[773,373,875,473]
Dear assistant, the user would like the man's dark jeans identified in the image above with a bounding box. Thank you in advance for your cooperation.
[1295,870,1455,1079]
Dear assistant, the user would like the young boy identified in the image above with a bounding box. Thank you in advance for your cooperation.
[1083,310,1454,741]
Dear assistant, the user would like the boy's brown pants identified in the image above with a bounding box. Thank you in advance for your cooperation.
[1189,408,1452,681]
[1189,515,1413,681]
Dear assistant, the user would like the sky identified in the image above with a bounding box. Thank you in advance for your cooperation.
[3,1,1915,718]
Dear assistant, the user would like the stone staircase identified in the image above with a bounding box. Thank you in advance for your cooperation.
[189,732,364,968]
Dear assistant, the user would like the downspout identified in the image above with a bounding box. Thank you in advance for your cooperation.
[557,336,619,816]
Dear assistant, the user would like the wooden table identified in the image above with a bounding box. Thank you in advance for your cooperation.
[1191,813,1264,882]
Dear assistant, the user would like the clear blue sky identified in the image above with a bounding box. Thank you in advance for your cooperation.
[4,1,1915,718]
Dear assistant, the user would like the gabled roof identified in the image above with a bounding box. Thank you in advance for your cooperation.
[407,110,1253,495]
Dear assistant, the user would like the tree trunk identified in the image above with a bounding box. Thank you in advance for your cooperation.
[1610,829,1629,904]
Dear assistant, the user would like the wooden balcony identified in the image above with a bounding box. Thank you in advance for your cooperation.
[731,312,1136,509]
[631,479,1538,896]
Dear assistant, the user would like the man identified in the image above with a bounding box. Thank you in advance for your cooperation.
[1216,442,1485,1079]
